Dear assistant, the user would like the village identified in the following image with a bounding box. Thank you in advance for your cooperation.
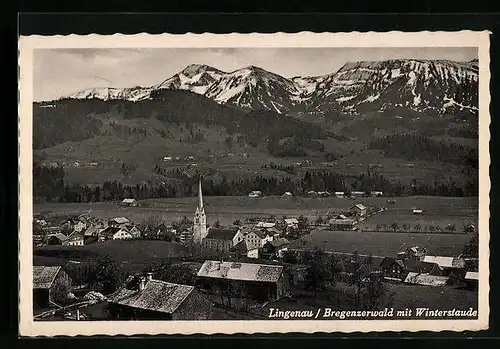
[32,179,479,321]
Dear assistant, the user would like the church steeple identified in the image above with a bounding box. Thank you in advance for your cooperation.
[193,177,207,244]
[198,178,204,211]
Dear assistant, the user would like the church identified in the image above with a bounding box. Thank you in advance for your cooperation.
[193,178,208,244]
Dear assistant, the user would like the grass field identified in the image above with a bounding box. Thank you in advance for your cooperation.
[293,229,473,257]
[34,240,187,273]
[35,195,478,228]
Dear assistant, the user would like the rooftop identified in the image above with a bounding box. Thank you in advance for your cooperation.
[108,276,195,314]
[205,228,239,240]
[110,217,130,224]
[197,260,284,283]
[422,256,466,269]
[33,266,62,289]
[404,272,449,286]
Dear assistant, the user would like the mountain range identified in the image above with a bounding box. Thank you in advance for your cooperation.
[61,59,479,116]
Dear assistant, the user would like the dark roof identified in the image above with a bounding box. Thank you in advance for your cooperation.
[269,238,290,248]
[232,240,250,252]
[379,257,405,270]
[253,230,268,239]
[100,226,124,237]
[33,266,62,289]
[205,228,239,240]
[108,276,195,314]
[47,233,69,241]
[68,231,84,240]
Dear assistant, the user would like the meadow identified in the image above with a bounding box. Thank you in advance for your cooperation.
[35,195,478,227]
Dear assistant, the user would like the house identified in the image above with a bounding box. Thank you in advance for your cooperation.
[263,226,282,238]
[379,257,406,280]
[404,259,442,276]
[463,271,479,290]
[350,204,367,217]
[317,191,331,197]
[256,221,276,229]
[178,229,193,244]
[244,230,266,250]
[307,190,317,197]
[67,231,84,246]
[248,190,263,198]
[109,217,130,227]
[262,238,290,258]
[412,209,423,215]
[421,256,466,278]
[120,198,138,207]
[33,266,72,309]
[99,226,133,241]
[464,224,476,233]
[107,274,213,320]
[284,218,299,230]
[83,225,102,237]
[202,227,240,252]
[405,245,427,260]
[197,261,289,301]
[125,225,143,239]
[154,223,173,240]
[334,191,345,198]
[46,233,69,246]
[328,218,358,231]
[403,272,449,287]
[351,191,366,197]
[231,240,260,259]
[282,191,293,197]
[370,191,384,197]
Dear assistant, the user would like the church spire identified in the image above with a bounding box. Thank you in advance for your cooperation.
[198,177,203,210]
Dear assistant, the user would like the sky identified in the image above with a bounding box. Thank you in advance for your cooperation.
[34,47,478,101]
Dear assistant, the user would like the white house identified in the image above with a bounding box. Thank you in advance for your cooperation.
[412,209,423,215]
[120,198,138,207]
[100,226,133,241]
[284,218,299,229]
[248,190,263,198]
[334,191,345,198]
[256,221,276,229]
[370,191,384,197]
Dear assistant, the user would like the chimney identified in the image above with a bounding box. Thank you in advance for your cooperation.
[146,272,153,282]
[138,276,146,291]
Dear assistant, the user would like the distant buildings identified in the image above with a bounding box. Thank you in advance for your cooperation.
[107,274,213,320]
[120,198,138,207]
[328,217,358,231]
[248,190,263,198]
[350,204,367,217]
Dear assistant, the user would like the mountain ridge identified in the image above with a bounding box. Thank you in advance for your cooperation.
[58,58,479,116]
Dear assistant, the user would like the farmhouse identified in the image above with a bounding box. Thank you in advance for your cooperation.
[284,218,299,229]
[197,261,289,301]
[46,233,69,246]
[334,191,345,198]
[379,257,406,280]
[370,191,384,197]
[107,274,213,320]
[328,217,358,231]
[256,222,276,229]
[67,231,84,246]
[232,240,260,259]
[317,191,331,197]
[282,191,293,197]
[120,198,138,207]
[248,190,263,198]
[350,204,367,217]
[202,227,240,252]
[99,226,133,241]
[262,238,290,258]
[33,266,72,309]
[351,191,366,197]
[421,255,466,278]
[109,217,130,227]
[125,225,143,239]
[412,209,423,215]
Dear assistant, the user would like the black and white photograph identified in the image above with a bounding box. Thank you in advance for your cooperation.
[18,31,490,335]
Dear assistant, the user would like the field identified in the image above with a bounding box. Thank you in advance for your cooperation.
[35,195,478,227]
[294,229,473,258]
[34,240,187,273]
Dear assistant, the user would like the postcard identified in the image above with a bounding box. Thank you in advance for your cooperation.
[18,30,490,335]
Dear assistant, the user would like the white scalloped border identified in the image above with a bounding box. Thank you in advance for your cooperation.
[18,30,491,336]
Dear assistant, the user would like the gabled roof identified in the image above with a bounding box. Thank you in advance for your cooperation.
[465,271,479,281]
[100,226,127,237]
[251,230,268,239]
[232,240,251,252]
[197,260,284,283]
[404,272,449,286]
[110,217,130,224]
[108,276,195,314]
[205,228,239,240]
[284,218,299,224]
[379,257,398,269]
[422,256,465,269]
[404,259,438,274]
[47,233,69,241]
[33,266,62,289]
[352,204,367,210]
[121,198,136,203]
[68,231,84,240]
[256,222,276,228]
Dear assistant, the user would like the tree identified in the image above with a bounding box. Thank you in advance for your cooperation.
[51,280,71,306]
[462,232,479,259]
[88,255,126,294]
[414,223,422,232]
[233,219,242,226]
[298,215,309,231]
[445,223,456,232]
[147,261,196,286]
[213,220,221,228]
[390,222,399,233]
[315,215,325,225]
